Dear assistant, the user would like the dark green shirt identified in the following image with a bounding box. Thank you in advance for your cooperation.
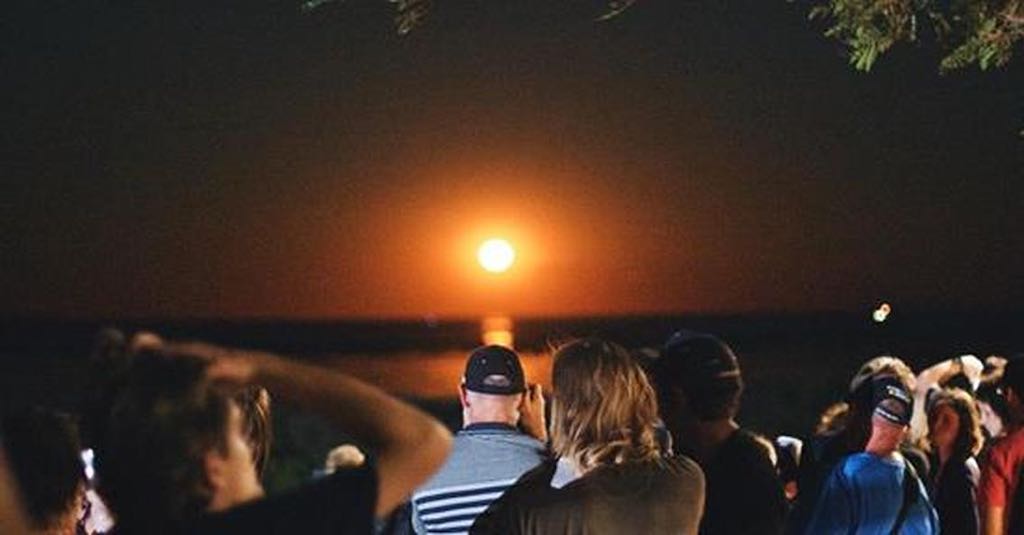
[470,456,705,535]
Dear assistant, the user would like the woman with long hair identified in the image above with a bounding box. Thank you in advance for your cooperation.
[470,338,705,535]
[926,387,984,535]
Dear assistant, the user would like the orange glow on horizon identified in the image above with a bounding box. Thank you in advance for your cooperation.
[481,315,514,348]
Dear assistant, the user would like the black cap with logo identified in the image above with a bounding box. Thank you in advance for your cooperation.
[872,375,914,427]
[462,345,526,395]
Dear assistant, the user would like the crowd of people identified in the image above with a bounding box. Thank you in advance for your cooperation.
[1,327,1023,534]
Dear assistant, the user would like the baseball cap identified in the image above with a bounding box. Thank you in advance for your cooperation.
[846,355,912,409]
[660,330,742,385]
[872,375,914,427]
[462,345,526,395]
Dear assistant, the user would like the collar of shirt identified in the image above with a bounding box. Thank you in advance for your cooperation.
[461,422,520,434]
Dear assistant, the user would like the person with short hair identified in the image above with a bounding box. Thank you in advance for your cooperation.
[806,375,939,534]
[979,355,1024,534]
[94,339,452,535]
[471,338,705,535]
[926,387,984,534]
[652,330,787,535]
[411,345,547,535]
[1,407,86,535]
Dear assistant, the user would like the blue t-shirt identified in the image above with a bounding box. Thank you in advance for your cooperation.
[806,452,939,535]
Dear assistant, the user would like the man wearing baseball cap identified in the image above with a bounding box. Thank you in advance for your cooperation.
[411,345,548,535]
[788,355,923,534]
[806,375,939,534]
[653,330,787,535]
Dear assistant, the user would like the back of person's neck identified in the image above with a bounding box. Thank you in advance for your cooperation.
[673,418,739,461]
[864,417,905,458]
[864,434,901,458]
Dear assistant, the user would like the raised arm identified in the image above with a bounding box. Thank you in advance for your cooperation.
[168,341,452,517]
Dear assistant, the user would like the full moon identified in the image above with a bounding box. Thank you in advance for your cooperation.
[477,239,516,273]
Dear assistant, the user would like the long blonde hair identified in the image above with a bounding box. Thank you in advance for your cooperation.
[550,338,662,473]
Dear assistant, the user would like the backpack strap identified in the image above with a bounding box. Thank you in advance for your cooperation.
[890,457,920,535]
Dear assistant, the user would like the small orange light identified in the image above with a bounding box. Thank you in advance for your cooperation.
[873,302,892,323]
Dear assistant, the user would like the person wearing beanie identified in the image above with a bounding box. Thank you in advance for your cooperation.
[411,345,548,535]
[806,375,939,534]
[652,330,787,535]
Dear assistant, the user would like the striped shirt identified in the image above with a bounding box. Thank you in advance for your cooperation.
[411,423,547,535]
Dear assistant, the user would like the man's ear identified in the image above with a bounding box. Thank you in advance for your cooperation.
[458,384,469,409]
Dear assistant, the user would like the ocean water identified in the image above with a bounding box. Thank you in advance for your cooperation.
[2,310,1020,490]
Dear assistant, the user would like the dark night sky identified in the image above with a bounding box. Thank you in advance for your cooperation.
[2,0,1022,319]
